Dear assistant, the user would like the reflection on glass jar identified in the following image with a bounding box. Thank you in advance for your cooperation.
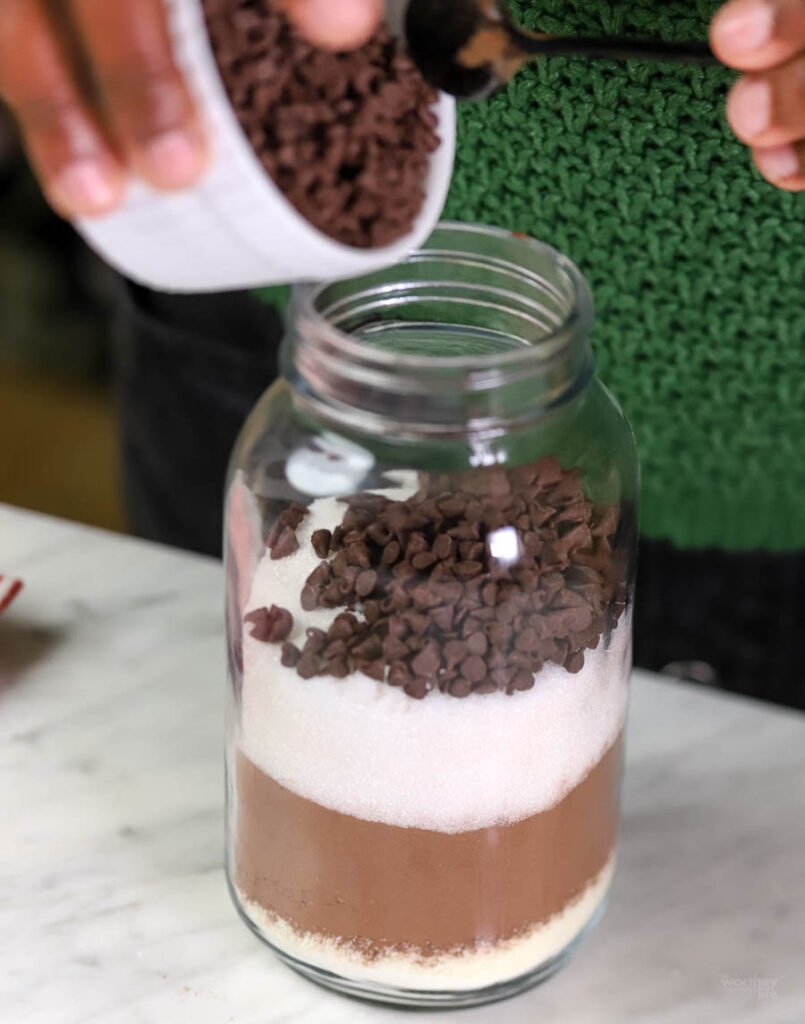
[224,223,638,1008]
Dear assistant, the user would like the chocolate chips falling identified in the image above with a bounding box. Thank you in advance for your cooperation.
[247,457,626,699]
[203,0,440,248]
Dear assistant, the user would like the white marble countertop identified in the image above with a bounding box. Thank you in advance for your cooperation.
[2,503,804,1024]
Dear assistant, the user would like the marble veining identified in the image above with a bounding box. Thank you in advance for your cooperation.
[1,503,804,1023]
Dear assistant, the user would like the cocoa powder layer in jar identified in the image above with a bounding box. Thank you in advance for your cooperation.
[234,732,623,954]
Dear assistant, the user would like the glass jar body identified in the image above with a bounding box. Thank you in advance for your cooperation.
[224,226,638,1008]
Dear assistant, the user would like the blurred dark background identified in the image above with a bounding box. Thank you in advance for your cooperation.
[0,108,125,532]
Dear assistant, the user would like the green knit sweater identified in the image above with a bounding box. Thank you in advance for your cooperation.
[263,0,805,553]
[444,0,805,552]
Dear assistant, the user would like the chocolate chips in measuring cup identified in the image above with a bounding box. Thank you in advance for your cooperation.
[202,0,440,247]
[248,458,625,699]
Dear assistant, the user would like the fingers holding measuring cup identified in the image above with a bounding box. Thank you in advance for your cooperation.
[0,0,383,219]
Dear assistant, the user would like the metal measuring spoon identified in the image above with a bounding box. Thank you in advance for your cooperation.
[405,0,720,99]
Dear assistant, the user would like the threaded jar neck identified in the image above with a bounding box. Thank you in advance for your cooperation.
[285,222,594,439]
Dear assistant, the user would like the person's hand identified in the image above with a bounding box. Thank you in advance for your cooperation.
[711,0,805,190]
[0,0,382,218]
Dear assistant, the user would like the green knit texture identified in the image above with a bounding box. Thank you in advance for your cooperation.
[443,0,805,552]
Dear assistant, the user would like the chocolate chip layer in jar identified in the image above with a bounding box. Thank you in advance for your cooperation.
[224,223,639,1008]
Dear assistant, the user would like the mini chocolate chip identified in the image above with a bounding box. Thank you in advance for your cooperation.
[433,534,455,560]
[431,605,453,631]
[522,532,541,558]
[534,456,564,486]
[403,611,430,635]
[300,585,319,612]
[319,582,344,608]
[466,632,488,657]
[296,652,320,679]
[311,529,332,558]
[404,676,431,699]
[438,496,466,517]
[324,638,348,659]
[412,551,437,570]
[444,639,468,668]
[497,602,518,625]
[358,659,386,681]
[551,588,589,609]
[540,573,565,602]
[411,643,441,677]
[460,655,486,683]
[363,599,381,624]
[342,507,370,532]
[305,627,326,651]
[284,503,309,530]
[387,616,409,639]
[392,561,417,582]
[306,562,331,588]
[352,635,383,660]
[557,521,593,555]
[356,569,378,598]
[543,605,593,635]
[440,581,463,603]
[462,541,485,562]
[327,657,350,678]
[591,505,619,538]
[331,551,349,576]
[330,612,359,638]
[244,607,271,641]
[407,532,428,556]
[267,606,293,642]
[383,635,409,661]
[281,642,301,667]
[382,540,401,565]
[345,542,371,568]
[454,560,483,579]
[511,669,535,692]
[367,521,393,545]
[450,523,480,541]
[266,515,283,550]
[449,677,473,698]
[556,499,592,526]
[386,586,411,611]
[565,651,585,673]
[568,580,603,606]
[412,584,441,608]
[514,628,539,653]
[270,526,299,559]
[388,661,410,687]
[385,505,411,534]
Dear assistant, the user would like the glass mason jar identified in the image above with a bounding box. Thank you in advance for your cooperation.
[224,222,638,1009]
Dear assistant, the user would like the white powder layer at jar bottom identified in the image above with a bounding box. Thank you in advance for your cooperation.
[237,853,615,991]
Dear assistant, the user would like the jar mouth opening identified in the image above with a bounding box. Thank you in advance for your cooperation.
[291,222,592,375]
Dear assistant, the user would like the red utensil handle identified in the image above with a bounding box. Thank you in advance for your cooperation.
[0,576,23,615]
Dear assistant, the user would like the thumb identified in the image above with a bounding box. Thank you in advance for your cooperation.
[281,0,384,51]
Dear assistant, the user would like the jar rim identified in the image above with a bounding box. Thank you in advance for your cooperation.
[291,221,593,374]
